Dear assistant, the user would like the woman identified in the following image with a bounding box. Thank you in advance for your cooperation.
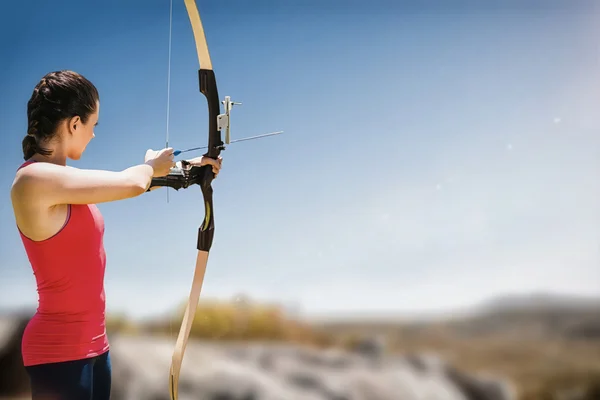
[10,70,222,399]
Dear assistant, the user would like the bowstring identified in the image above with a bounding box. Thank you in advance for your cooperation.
[166,0,174,347]
[165,0,173,203]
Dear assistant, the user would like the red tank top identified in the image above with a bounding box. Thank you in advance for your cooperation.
[17,161,109,366]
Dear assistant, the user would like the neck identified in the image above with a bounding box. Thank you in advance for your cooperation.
[31,139,69,166]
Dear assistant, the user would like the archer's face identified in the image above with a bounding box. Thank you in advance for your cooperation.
[69,101,99,160]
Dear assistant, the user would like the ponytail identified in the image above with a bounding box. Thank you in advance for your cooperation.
[22,135,40,160]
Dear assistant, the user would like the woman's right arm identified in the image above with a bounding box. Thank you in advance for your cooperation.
[13,162,154,207]
[12,148,175,207]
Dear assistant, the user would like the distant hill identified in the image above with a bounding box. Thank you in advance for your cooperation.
[478,292,600,314]
[450,292,600,340]
[311,292,600,341]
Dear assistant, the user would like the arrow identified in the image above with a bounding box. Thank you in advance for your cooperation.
[173,130,284,156]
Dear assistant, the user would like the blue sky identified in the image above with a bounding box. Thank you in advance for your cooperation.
[1,0,599,320]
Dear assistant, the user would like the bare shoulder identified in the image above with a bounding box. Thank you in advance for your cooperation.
[14,161,67,181]
[11,163,44,201]
[11,162,67,203]
[11,163,74,241]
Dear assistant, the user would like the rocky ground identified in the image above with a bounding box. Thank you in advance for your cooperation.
[0,315,512,400]
[108,335,514,400]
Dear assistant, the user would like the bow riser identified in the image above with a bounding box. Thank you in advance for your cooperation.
[197,68,221,251]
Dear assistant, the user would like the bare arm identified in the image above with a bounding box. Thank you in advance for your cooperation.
[13,162,155,207]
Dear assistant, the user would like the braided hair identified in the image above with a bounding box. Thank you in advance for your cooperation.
[24,70,99,160]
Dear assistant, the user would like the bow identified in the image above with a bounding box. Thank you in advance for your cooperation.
[149,0,229,398]
[168,1,218,398]
[148,2,282,398]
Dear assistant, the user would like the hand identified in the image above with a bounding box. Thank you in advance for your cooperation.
[145,148,175,177]
[188,155,223,178]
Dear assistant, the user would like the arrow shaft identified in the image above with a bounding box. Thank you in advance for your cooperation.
[173,131,283,156]
[230,130,283,144]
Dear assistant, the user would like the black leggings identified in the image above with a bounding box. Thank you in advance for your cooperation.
[25,351,111,400]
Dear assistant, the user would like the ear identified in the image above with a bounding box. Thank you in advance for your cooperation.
[67,116,81,134]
